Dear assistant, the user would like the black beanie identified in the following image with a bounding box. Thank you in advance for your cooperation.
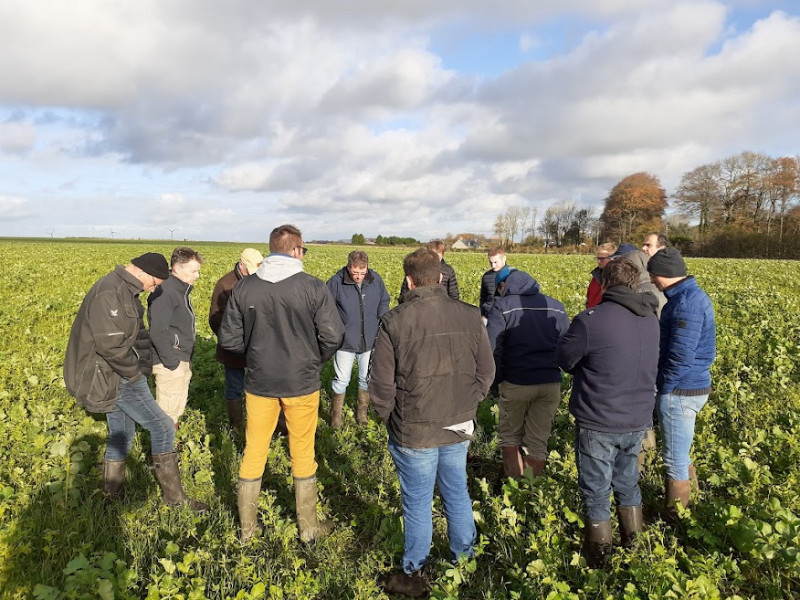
[131,252,170,280]
[647,247,687,277]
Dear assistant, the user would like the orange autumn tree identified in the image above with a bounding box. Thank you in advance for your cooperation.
[599,172,666,243]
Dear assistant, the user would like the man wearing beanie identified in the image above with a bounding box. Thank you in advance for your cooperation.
[647,247,716,519]
[64,253,208,512]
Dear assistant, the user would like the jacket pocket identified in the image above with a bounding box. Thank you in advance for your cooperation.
[78,360,119,412]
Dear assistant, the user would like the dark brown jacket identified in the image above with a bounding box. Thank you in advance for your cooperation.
[208,263,247,368]
[369,285,495,448]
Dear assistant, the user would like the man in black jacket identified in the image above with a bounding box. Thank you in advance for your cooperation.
[370,248,494,598]
[64,253,207,512]
[479,246,507,324]
[557,258,659,568]
[219,224,344,543]
[397,240,459,303]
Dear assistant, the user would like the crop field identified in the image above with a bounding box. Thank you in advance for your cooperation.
[1,239,799,599]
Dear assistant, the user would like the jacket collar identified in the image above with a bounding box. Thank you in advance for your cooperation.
[342,267,374,286]
[405,284,447,302]
[663,275,696,298]
[115,265,145,295]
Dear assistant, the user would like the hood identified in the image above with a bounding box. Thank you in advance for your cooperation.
[622,249,652,287]
[256,254,304,283]
[612,243,639,258]
[501,270,540,297]
[601,285,658,317]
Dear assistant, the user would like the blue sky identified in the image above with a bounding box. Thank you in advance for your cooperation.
[0,1,798,242]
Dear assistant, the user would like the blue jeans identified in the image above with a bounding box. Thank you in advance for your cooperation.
[105,376,176,461]
[657,392,709,480]
[224,366,246,400]
[331,350,371,394]
[388,434,476,574]
[575,426,645,521]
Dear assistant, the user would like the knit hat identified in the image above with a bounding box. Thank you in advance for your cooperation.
[239,248,264,273]
[131,252,170,280]
[647,247,687,277]
[495,265,516,286]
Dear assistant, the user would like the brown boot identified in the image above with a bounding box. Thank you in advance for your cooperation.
[583,520,612,568]
[638,428,656,472]
[378,570,430,598]
[102,459,126,499]
[665,479,691,520]
[330,393,345,429]
[688,464,700,492]
[226,396,245,432]
[617,505,643,548]
[356,389,370,425]
[294,475,333,542]
[152,452,209,513]
[237,477,262,542]
[501,446,524,478]
[524,456,546,477]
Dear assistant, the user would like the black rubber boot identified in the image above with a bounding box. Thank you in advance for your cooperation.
[152,452,209,513]
[102,459,126,499]
[583,520,612,568]
[618,505,644,548]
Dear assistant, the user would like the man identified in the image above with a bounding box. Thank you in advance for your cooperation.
[486,268,569,478]
[219,225,344,542]
[148,247,204,427]
[397,240,459,303]
[63,252,208,512]
[370,248,494,598]
[209,248,263,431]
[326,250,390,428]
[648,247,716,518]
[479,246,507,324]
[586,243,616,308]
[557,258,659,567]
[642,232,669,257]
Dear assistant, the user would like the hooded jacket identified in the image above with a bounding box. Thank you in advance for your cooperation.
[486,270,569,386]
[369,285,494,448]
[63,266,153,413]
[557,286,660,433]
[326,266,390,353]
[218,254,344,398]
[623,250,666,318]
[209,262,248,368]
[657,276,716,395]
[147,274,196,369]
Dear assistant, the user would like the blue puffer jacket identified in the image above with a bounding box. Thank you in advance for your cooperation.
[657,276,716,395]
[327,267,390,353]
[486,270,569,386]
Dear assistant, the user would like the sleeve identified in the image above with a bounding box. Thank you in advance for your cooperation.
[557,316,588,374]
[315,283,345,362]
[447,267,460,301]
[556,303,570,339]
[218,283,247,354]
[397,276,409,305]
[367,322,396,422]
[474,326,495,398]
[208,279,229,335]
[147,289,180,370]
[479,274,496,317]
[658,304,704,393]
[89,291,141,379]
[376,274,390,318]
[485,304,505,385]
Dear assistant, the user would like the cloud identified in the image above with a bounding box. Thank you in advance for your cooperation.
[0,196,38,220]
[0,121,36,154]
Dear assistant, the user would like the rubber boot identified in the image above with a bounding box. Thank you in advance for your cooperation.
[294,475,333,542]
[237,477,262,542]
[152,452,209,513]
[102,459,126,499]
[330,393,345,429]
[638,428,656,472]
[524,455,546,477]
[378,570,430,598]
[617,505,644,548]
[226,396,245,433]
[665,478,691,520]
[501,446,524,478]
[688,463,699,492]
[583,520,613,568]
[356,389,370,425]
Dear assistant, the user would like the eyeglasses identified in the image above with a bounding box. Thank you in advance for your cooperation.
[596,256,610,262]
[295,246,308,256]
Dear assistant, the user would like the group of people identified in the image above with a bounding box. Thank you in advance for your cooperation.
[63,225,715,598]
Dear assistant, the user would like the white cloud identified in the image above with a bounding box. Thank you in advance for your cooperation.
[0,196,38,220]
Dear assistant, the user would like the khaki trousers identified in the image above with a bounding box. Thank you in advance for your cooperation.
[498,381,561,461]
[152,361,192,424]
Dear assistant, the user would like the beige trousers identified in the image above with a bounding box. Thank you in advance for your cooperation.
[498,381,562,461]
[152,361,192,424]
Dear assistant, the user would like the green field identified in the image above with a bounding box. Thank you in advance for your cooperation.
[1,240,799,599]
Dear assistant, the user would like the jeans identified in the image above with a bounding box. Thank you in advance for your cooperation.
[388,434,476,574]
[657,392,709,480]
[105,376,175,461]
[575,426,645,521]
[224,366,246,400]
[332,350,371,394]
[239,391,320,479]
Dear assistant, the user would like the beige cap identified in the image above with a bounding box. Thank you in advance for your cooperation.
[240,248,264,273]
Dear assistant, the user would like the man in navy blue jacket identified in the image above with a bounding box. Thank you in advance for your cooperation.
[327,250,390,428]
[648,247,716,518]
[558,258,659,567]
[487,268,569,477]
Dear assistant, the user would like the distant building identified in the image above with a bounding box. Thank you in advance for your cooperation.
[451,237,482,250]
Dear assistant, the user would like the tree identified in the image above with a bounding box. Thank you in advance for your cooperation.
[351,233,365,244]
[673,163,721,249]
[600,172,666,243]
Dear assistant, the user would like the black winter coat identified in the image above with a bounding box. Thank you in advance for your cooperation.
[397,259,459,303]
[148,274,196,369]
[326,267,390,353]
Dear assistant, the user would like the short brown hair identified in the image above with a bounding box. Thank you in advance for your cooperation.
[269,224,302,254]
[601,258,639,290]
[403,248,441,287]
[347,250,369,269]
[488,246,506,258]
[170,246,204,268]
[426,240,445,254]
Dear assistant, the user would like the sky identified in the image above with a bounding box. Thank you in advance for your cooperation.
[0,0,798,242]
